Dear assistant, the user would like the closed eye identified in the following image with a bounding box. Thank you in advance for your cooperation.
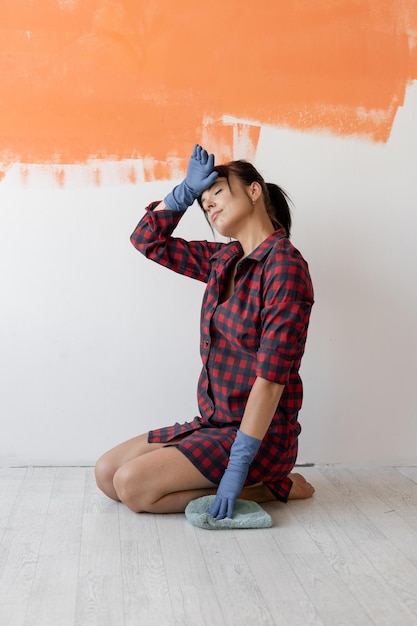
[202,187,222,211]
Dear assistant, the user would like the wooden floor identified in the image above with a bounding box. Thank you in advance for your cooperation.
[1,465,417,626]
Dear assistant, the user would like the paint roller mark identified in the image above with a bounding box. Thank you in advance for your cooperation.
[93,168,102,187]
[0,0,416,183]
[126,167,137,185]
[55,169,66,188]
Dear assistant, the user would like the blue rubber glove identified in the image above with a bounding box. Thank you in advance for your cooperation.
[209,430,262,520]
[164,144,218,211]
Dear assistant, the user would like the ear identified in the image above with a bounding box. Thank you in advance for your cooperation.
[249,182,262,203]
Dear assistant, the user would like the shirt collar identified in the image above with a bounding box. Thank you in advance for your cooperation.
[246,228,287,261]
[212,228,287,265]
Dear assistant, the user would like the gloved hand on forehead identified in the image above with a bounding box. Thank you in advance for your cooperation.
[164,144,218,212]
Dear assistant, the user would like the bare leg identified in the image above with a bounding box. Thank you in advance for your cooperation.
[95,433,170,501]
[111,445,217,513]
[95,435,314,513]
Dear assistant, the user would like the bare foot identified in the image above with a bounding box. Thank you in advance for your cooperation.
[287,473,315,499]
[239,474,315,503]
[240,483,276,503]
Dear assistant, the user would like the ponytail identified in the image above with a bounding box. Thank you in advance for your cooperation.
[265,183,292,237]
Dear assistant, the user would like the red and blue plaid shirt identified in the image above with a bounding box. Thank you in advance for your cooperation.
[130,203,314,454]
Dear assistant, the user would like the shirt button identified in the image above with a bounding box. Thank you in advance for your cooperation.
[205,340,209,346]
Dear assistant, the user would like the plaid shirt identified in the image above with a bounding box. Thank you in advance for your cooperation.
[130,204,314,455]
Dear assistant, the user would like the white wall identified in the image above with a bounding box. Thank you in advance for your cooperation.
[1,83,416,467]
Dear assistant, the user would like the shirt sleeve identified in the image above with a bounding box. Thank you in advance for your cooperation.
[256,242,314,385]
[130,202,223,283]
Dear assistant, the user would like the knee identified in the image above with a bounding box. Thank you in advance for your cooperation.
[95,454,118,500]
[113,465,149,513]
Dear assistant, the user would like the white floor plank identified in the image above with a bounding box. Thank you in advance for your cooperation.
[0,468,27,581]
[321,466,417,563]
[0,467,56,626]
[236,527,324,625]
[23,468,86,626]
[315,466,417,624]
[194,529,278,625]
[288,468,417,625]
[1,465,417,626]
[396,466,417,484]
[75,469,125,626]
[156,513,225,624]
[119,508,173,625]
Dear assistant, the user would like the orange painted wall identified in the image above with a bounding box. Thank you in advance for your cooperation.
[1,0,416,181]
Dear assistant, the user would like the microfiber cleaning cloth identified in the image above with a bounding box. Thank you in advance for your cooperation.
[185,495,272,530]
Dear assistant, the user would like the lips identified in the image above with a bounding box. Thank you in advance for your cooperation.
[211,210,222,222]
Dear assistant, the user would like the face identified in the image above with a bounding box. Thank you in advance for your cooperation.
[200,175,253,238]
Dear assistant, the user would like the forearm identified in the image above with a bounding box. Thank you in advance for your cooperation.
[208,376,284,519]
[239,376,284,441]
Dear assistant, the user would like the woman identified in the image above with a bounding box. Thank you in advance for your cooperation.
[95,145,314,520]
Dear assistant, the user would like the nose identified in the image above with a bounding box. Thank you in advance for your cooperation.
[205,196,216,212]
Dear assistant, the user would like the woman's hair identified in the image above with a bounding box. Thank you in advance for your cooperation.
[198,160,292,237]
